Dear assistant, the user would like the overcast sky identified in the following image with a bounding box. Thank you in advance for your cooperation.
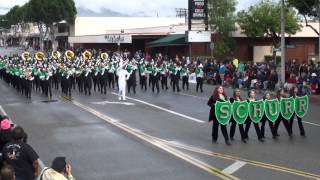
[0,0,260,16]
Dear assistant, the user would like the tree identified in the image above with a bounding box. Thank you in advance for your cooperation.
[208,0,237,60]
[237,0,301,49]
[28,0,77,50]
[288,0,320,35]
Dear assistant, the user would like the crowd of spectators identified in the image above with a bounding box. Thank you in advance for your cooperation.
[203,59,320,95]
[0,115,75,180]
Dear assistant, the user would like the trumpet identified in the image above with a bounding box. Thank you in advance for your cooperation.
[35,51,45,61]
[65,50,75,61]
[100,53,109,61]
[22,52,31,61]
[52,51,61,60]
[82,50,92,61]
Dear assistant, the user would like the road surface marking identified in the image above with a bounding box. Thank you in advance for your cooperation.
[0,105,8,116]
[110,92,205,123]
[0,105,46,170]
[71,99,238,180]
[295,119,320,127]
[92,101,135,106]
[222,161,247,174]
[164,141,320,180]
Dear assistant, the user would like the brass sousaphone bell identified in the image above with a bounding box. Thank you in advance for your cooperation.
[22,52,31,61]
[65,50,75,61]
[35,51,45,61]
[52,51,61,60]
[82,50,92,61]
[100,53,109,61]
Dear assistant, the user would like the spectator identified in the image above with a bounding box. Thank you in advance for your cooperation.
[40,157,75,180]
[310,73,318,94]
[0,117,13,151]
[1,165,15,180]
[2,126,39,180]
[285,73,297,91]
[268,69,278,90]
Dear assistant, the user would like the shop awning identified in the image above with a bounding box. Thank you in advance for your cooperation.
[146,34,187,48]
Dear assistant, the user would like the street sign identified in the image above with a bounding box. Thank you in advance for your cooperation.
[273,48,281,52]
[186,31,211,42]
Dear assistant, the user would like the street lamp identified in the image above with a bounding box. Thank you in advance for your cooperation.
[280,0,286,85]
[118,29,124,53]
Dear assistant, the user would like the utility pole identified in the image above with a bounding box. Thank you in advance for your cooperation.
[280,0,286,85]
[188,0,192,60]
[318,0,320,62]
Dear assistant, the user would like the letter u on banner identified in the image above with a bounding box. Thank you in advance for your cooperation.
[249,100,264,123]
[215,101,232,125]
[265,99,280,122]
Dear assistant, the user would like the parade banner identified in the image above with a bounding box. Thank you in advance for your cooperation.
[215,101,232,125]
[232,101,249,124]
[265,99,280,122]
[295,96,309,118]
[214,96,309,125]
[249,100,265,123]
[280,97,295,120]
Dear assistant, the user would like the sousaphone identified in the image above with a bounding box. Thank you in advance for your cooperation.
[35,51,45,61]
[82,50,92,61]
[52,51,61,60]
[21,52,31,61]
[65,50,75,61]
[100,53,109,61]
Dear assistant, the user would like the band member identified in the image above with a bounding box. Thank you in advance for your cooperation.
[99,64,108,95]
[151,64,160,93]
[160,62,168,90]
[260,92,276,138]
[139,62,147,91]
[171,63,180,92]
[274,89,292,137]
[244,89,264,142]
[195,64,204,93]
[229,89,246,143]
[83,65,92,96]
[25,68,34,98]
[148,61,154,88]
[76,67,84,93]
[92,65,100,92]
[207,86,231,145]
[180,64,189,91]
[126,61,137,94]
[289,87,306,137]
[107,62,115,89]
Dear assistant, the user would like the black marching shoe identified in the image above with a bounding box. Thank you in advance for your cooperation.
[225,140,232,146]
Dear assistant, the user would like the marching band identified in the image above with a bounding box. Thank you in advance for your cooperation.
[0,50,205,100]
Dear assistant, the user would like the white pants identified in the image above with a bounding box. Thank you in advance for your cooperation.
[118,82,126,100]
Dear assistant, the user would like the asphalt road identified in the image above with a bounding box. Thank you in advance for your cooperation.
[0,50,320,180]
